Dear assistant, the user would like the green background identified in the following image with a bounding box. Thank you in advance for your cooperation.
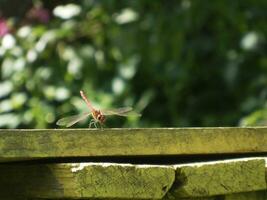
[0,0,267,128]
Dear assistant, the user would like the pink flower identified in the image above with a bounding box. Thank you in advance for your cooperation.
[0,18,9,37]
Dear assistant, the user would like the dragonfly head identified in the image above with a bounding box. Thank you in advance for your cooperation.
[94,110,106,123]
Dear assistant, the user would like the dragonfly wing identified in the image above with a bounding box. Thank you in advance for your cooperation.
[102,107,141,117]
[56,113,91,127]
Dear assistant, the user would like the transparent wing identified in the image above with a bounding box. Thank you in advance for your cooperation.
[56,113,91,127]
[102,107,141,117]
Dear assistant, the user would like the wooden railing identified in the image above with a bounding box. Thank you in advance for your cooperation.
[0,128,266,199]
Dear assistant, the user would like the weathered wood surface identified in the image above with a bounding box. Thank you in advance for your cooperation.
[224,190,267,200]
[166,158,266,198]
[0,163,174,199]
[0,158,266,199]
[169,190,267,200]
[0,128,267,162]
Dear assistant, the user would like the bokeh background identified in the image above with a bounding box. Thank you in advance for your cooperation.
[0,0,267,128]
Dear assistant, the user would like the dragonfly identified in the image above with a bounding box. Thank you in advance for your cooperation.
[56,90,141,128]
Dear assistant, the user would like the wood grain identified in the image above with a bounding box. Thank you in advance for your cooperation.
[0,128,267,162]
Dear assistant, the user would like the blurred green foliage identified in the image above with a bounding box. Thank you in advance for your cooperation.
[0,0,267,128]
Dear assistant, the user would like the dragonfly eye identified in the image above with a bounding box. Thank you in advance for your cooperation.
[97,114,105,123]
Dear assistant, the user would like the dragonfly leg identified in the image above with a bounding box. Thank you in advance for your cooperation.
[89,119,95,128]
[94,122,98,128]
[89,119,99,129]
[99,123,106,129]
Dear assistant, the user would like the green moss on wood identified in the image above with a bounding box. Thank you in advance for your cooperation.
[168,158,266,198]
[0,163,175,199]
[0,128,267,161]
[224,190,267,200]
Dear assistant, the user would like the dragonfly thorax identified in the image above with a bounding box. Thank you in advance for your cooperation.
[92,110,105,123]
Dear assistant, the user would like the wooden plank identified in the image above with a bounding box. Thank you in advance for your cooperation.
[166,158,267,198]
[224,190,267,200]
[0,158,266,199]
[0,128,267,161]
[165,197,217,200]
[0,163,175,199]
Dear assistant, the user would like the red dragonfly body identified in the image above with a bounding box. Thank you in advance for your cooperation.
[80,90,106,124]
[56,90,140,128]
